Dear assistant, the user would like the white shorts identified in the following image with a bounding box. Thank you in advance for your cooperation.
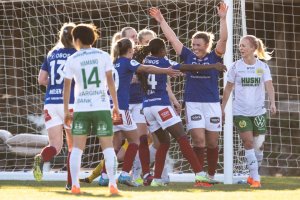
[44,104,74,130]
[143,105,181,133]
[113,109,137,132]
[185,102,222,132]
[129,103,146,124]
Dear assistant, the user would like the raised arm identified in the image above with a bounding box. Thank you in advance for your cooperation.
[215,2,228,55]
[149,7,183,55]
[265,80,276,115]
[136,64,181,77]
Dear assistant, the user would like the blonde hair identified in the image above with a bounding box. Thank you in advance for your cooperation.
[121,27,137,38]
[191,31,215,52]
[137,29,157,44]
[110,32,122,55]
[111,38,134,63]
[242,35,272,61]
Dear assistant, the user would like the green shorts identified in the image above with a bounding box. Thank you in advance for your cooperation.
[233,114,267,135]
[72,110,113,137]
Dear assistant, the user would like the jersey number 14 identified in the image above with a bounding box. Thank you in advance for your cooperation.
[82,67,101,89]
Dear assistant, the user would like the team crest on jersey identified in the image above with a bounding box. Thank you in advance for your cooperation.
[239,120,247,128]
[158,108,173,122]
[130,59,140,66]
[254,116,266,128]
[255,68,264,76]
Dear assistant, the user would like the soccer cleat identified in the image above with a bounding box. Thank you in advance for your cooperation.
[194,181,213,188]
[98,174,109,186]
[109,185,119,195]
[195,173,210,183]
[71,186,81,194]
[79,177,92,184]
[134,177,143,185]
[150,179,167,187]
[250,181,261,188]
[65,183,72,190]
[247,176,254,185]
[33,154,43,181]
[205,176,221,184]
[118,174,140,187]
[143,173,154,186]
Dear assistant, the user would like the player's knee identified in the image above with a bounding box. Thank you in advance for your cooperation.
[243,140,254,150]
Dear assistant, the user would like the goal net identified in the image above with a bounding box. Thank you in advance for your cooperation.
[0,0,299,181]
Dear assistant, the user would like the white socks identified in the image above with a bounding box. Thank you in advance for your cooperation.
[245,149,260,181]
[255,150,264,168]
[103,148,118,187]
[254,135,265,168]
[70,147,83,188]
[132,154,142,181]
[149,144,157,164]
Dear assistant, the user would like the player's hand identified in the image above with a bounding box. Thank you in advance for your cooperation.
[166,67,181,77]
[221,106,225,124]
[214,63,227,72]
[64,111,73,128]
[173,101,182,115]
[112,106,121,123]
[270,103,277,116]
[217,1,228,19]
[131,74,139,84]
[149,7,164,23]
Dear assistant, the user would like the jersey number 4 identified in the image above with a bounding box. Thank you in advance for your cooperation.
[147,74,157,89]
[82,67,101,89]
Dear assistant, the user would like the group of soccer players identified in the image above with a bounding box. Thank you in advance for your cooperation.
[33,1,276,195]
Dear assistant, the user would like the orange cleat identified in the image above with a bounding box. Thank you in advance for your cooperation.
[250,181,261,188]
[109,185,119,195]
[71,185,81,194]
[247,176,254,185]
[194,181,213,188]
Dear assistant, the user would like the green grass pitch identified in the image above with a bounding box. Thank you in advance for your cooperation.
[1,177,300,200]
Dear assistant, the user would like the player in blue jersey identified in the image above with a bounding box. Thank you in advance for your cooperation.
[33,23,76,190]
[150,2,228,186]
[136,38,226,186]
[111,37,180,186]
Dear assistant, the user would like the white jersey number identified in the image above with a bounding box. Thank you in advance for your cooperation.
[112,68,119,90]
[147,74,157,89]
[50,60,65,85]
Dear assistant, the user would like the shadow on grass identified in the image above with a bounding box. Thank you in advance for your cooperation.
[1,177,299,192]
[54,190,123,198]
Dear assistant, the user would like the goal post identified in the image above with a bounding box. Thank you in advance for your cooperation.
[1,0,299,182]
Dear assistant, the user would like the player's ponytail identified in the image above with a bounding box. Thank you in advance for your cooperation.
[256,38,272,61]
[111,38,134,63]
[242,35,272,61]
[59,23,76,48]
